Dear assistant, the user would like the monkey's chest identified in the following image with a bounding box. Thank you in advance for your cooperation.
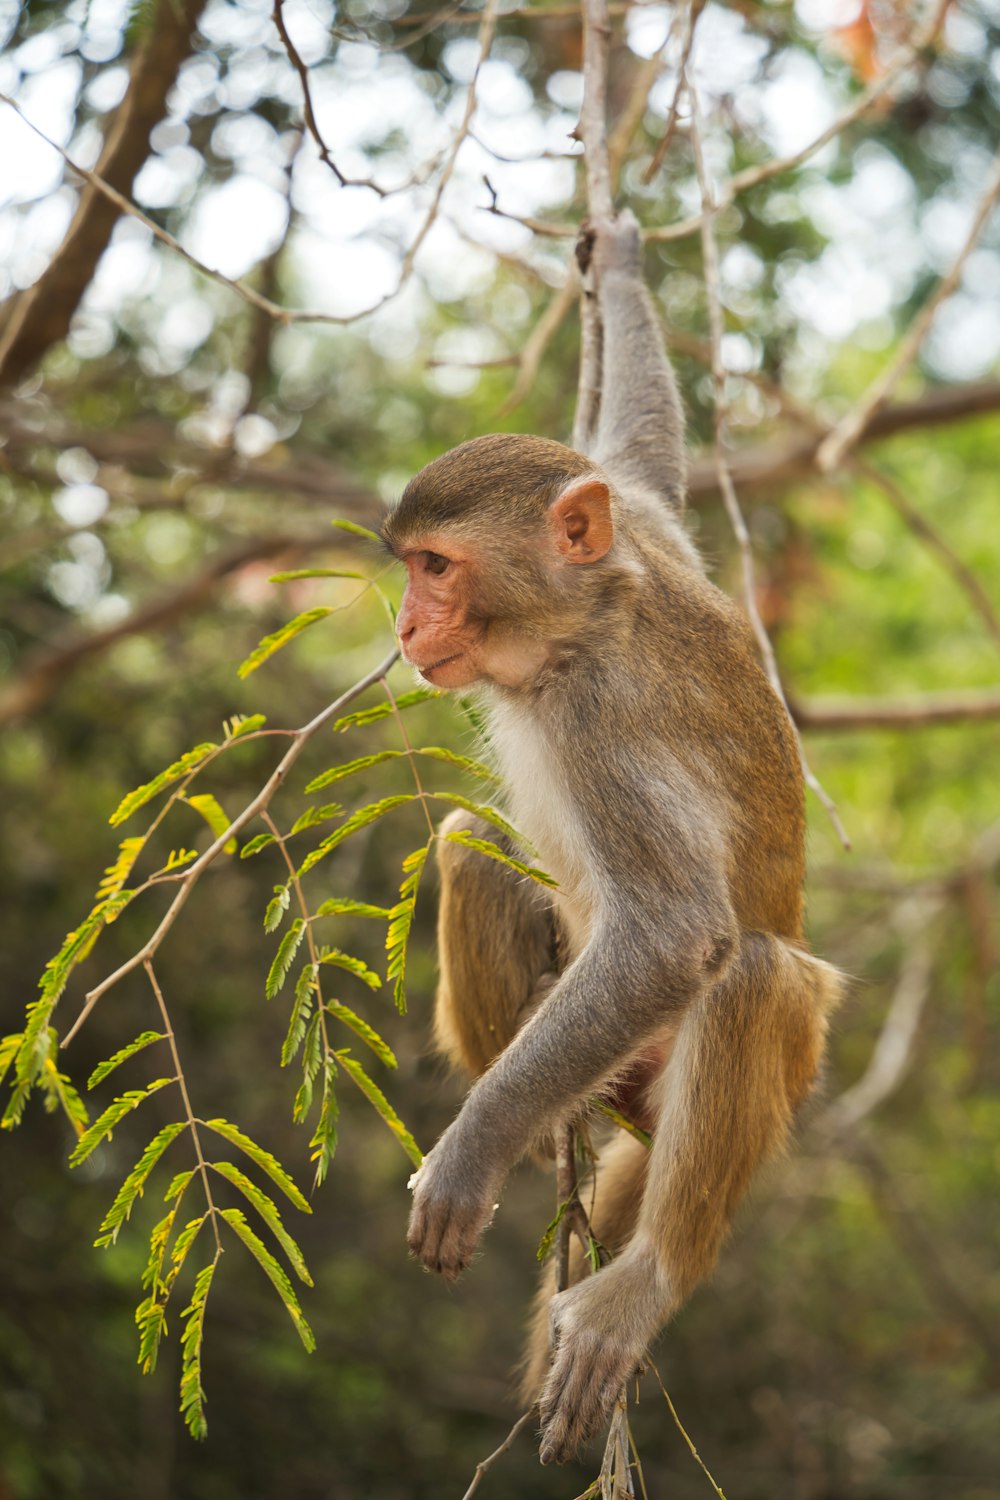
[487,707,595,956]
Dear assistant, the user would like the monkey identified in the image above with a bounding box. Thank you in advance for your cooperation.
[380,210,844,1467]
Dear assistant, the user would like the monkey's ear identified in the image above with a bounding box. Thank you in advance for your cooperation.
[548,478,613,564]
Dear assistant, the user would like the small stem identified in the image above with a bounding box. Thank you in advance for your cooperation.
[262,808,334,1067]
[145,959,223,1255]
[383,678,437,839]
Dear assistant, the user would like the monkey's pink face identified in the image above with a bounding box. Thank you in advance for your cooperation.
[394,543,494,690]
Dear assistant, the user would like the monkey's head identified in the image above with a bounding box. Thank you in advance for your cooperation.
[382,434,617,691]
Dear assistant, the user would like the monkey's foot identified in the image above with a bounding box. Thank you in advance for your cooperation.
[538,1248,666,1464]
[406,1130,502,1280]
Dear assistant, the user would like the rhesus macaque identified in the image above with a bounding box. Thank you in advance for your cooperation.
[381,211,843,1466]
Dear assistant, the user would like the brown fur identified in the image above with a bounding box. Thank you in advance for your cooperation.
[389,212,845,1465]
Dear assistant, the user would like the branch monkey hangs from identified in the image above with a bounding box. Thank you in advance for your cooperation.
[382,211,844,1465]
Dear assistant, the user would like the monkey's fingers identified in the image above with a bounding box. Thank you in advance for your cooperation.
[537,1332,626,1465]
[406,1187,490,1280]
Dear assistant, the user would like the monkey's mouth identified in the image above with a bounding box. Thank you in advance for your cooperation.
[419,652,465,680]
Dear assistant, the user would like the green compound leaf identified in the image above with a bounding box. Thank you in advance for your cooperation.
[297,795,415,878]
[210,1162,312,1286]
[38,1040,90,1134]
[224,713,268,740]
[314,897,392,920]
[69,1078,176,1167]
[416,746,500,783]
[136,1295,168,1375]
[385,843,430,1015]
[317,947,381,992]
[270,567,369,583]
[180,1259,217,1439]
[240,831,277,860]
[94,1121,187,1247]
[263,884,291,933]
[237,608,333,680]
[337,1051,421,1167]
[184,793,237,854]
[0,1032,20,1092]
[441,829,558,888]
[266,919,305,1000]
[293,1012,324,1125]
[110,743,218,826]
[289,801,344,835]
[309,1054,339,1187]
[281,965,317,1068]
[326,1003,396,1070]
[202,1119,310,1213]
[96,836,145,901]
[330,518,381,543]
[331,688,439,733]
[432,792,524,848]
[88,1031,167,1090]
[536,1199,570,1264]
[221,1208,316,1352]
[305,750,404,793]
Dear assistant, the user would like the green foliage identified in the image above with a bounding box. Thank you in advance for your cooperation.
[432,792,523,847]
[297,795,415,877]
[313,897,392,920]
[201,1119,311,1213]
[110,743,218,826]
[263,883,291,932]
[179,1260,217,1439]
[239,831,277,859]
[266,918,306,999]
[270,567,369,583]
[308,1053,339,1185]
[282,964,318,1067]
[591,1101,652,1149]
[96,836,145,901]
[209,1161,312,1285]
[330,519,382,544]
[330,688,438,733]
[385,843,430,1014]
[220,1208,316,1352]
[94,1121,188,1247]
[87,1031,167,1089]
[289,800,344,834]
[237,608,334,680]
[317,947,382,991]
[337,1052,422,1167]
[441,828,558,888]
[305,749,405,792]
[69,1078,176,1167]
[184,792,238,853]
[223,713,268,740]
[325,1003,397,1069]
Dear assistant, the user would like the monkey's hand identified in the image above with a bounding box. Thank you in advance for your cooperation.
[406,1122,504,1280]
[576,208,642,281]
[538,1243,669,1465]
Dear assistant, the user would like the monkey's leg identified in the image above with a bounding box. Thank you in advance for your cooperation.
[538,934,843,1464]
[520,1129,649,1405]
[434,808,558,1078]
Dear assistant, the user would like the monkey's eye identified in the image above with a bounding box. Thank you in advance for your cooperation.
[425,552,450,576]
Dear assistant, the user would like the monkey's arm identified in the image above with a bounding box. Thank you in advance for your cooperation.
[587,211,687,513]
[407,885,735,1280]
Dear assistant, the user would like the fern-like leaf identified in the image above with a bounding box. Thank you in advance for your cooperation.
[330,518,381,543]
[221,1208,316,1351]
[309,1054,339,1186]
[326,1003,396,1069]
[337,1051,421,1167]
[179,1260,217,1438]
[281,965,317,1067]
[224,713,268,740]
[297,795,415,878]
[385,843,430,1014]
[269,566,369,582]
[330,688,438,733]
[441,829,557,887]
[313,897,391,920]
[201,1120,310,1212]
[110,743,218,827]
[210,1162,312,1285]
[94,1121,187,1247]
[305,750,403,793]
[240,831,277,860]
[88,1031,167,1090]
[69,1078,176,1166]
[184,792,237,854]
[266,919,305,999]
[317,947,381,991]
[237,608,333,680]
[263,884,290,933]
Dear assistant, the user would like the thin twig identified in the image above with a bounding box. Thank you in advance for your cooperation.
[145,959,224,1254]
[818,139,1000,471]
[499,271,579,415]
[646,1357,729,1500]
[63,647,401,1046]
[641,0,704,184]
[460,1407,537,1500]
[688,95,850,850]
[791,686,1000,730]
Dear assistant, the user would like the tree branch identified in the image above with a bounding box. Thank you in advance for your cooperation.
[0,0,207,389]
[791,687,1000,731]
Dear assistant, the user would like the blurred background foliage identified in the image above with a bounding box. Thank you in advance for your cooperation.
[1,0,999,1495]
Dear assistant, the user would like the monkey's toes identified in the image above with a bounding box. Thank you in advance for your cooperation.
[538,1336,623,1465]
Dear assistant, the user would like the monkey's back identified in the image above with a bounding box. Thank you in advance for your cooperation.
[638,551,807,942]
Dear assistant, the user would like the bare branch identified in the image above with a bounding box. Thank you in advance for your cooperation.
[689,96,850,850]
[818,140,1000,472]
[791,687,1000,731]
[499,271,579,415]
[0,0,207,390]
[641,0,705,185]
[460,1408,537,1500]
